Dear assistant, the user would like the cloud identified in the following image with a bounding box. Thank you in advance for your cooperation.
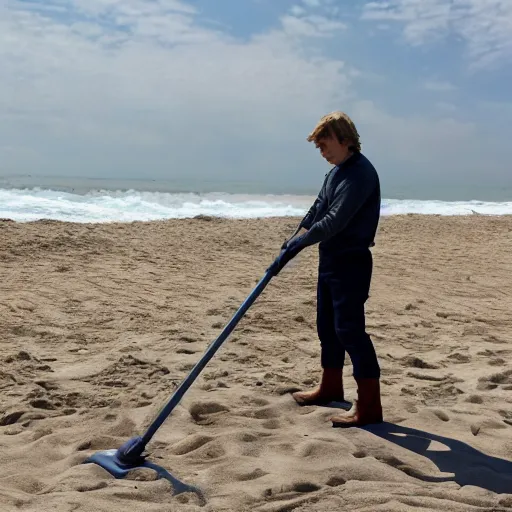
[362,0,512,70]
[435,102,457,113]
[281,14,346,37]
[424,81,457,92]
[348,99,511,197]
[0,0,353,185]
[290,5,307,17]
[352,99,476,166]
[284,2,346,37]
[302,0,322,7]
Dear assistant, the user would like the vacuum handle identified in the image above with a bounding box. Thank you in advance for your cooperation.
[141,269,274,444]
[140,222,302,446]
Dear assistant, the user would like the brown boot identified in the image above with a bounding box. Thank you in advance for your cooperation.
[330,378,383,427]
[292,368,345,406]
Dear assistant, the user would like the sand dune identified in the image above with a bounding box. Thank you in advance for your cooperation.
[1,215,511,511]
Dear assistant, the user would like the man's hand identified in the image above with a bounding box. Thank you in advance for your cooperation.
[268,234,306,276]
[267,247,293,276]
[281,227,308,250]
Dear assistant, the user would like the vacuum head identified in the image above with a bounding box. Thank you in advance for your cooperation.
[85,447,205,503]
[81,268,277,503]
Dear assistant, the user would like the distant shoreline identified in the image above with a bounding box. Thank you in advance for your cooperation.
[1,174,511,202]
[1,186,511,223]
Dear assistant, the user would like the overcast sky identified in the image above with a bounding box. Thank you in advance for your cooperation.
[2,0,511,198]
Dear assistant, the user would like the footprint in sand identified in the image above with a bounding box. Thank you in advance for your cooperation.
[477,348,511,358]
[418,380,465,405]
[465,395,484,404]
[76,481,109,492]
[250,406,281,420]
[326,475,346,487]
[477,381,499,391]
[236,468,268,481]
[201,380,231,391]
[404,403,419,413]
[41,475,110,495]
[75,435,121,452]
[240,396,270,407]
[29,399,56,410]
[103,417,137,437]
[4,425,24,436]
[32,427,53,440]
[35,380,59,391]
[20,412,48,428]
[179,335,197,343]
[203,369,229,381]
[432,410,450,422]
[176,348,197,355]
[0,410,27,426]
[235,431,269,457]
[447,352,472,363]
[170,434,215,455]
[178,363,195,372]
[6,475,45,495]
[488,358,506,366]
[236,432,263,443]
[184,439,227,461]
[258,480,323,512]
[498,410,512,426]
[477,369,512,391]
[401,356,440,370]
[189,401,230,423]
[262,419,281,430]
[462,324,487,336]
[296,440,337,459]
[407,372,447,382]
[262,481,321,500]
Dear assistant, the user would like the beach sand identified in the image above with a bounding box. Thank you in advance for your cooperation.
[1,214,512,511]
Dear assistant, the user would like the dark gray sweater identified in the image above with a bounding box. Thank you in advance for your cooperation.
[295,152,381,261]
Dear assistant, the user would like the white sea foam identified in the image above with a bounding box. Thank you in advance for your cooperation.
[380,198,512,216]
[0,188,510,223]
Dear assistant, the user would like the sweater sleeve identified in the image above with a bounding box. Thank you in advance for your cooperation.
[291,168,377,250]
[300,194,322,230]
[299,172,329,229]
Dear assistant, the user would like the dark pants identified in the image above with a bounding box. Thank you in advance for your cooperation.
[317,249,380,379]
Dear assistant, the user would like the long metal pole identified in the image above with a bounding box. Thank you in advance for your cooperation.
[141,270,274,444]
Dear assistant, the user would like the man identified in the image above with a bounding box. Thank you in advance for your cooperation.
[268,111,383,427]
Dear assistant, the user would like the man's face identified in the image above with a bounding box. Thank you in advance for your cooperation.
[314,132,350,166]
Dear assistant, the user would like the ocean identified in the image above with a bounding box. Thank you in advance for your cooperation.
[0,176,511,223]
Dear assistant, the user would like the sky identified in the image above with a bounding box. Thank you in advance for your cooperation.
[1,0,512,199]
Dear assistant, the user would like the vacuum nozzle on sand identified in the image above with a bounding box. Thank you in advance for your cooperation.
[83,260,281,498]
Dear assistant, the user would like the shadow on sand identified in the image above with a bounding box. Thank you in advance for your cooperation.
[360,422,512,494]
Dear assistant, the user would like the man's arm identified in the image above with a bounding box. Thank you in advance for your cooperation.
[290,169,377,250]
[282,175,328,249]
[299,171,330,230]
[300,195,322,231]
[269,167,377,276]
[285,227,308,248]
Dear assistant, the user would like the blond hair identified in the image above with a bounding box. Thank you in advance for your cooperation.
[307,111,361,152]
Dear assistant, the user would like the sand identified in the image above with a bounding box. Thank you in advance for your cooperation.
[1,214,512,512]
